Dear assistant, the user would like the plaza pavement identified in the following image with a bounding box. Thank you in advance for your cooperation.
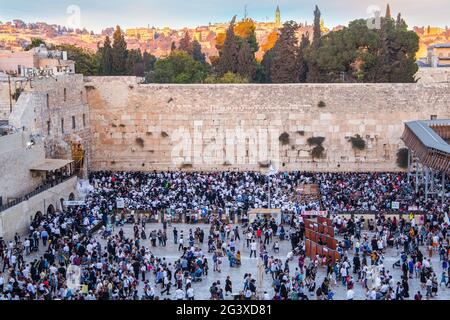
[24,222,450,300]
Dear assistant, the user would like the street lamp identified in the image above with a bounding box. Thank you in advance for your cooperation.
[267,163,278,209]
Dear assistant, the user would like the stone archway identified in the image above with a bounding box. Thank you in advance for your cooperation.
[47,204,55,215]
[33,211,43,224]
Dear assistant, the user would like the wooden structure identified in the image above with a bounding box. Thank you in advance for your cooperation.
[402,120,449,203]
[248,208,282,225]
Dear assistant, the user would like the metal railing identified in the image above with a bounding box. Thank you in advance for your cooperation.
[0,174,77,213]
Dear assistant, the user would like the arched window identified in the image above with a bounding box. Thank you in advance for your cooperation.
[47,204,55,215]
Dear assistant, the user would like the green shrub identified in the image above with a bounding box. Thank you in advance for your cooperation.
[307,137,325,146]
[135,137,144,148]
[279,132,290,145]
[311,145,325,159]
[349,134,366,150]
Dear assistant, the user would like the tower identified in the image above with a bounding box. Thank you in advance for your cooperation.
[275,6,281,27]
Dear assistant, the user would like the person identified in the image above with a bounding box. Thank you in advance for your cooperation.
[178,234,184,251]
[346,288,354,300]
[161,276,171,295]
[186,284,195,300]
[250,240,257,258]
[173,228,178,244]
[225,276,232,296]
[175,287,184,300]
[414,291,422,300]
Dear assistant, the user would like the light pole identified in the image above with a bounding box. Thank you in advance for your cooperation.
[267,164,277,210]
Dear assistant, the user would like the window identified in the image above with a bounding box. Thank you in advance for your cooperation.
[61,118,64,134]
[72,116,76,130]
[80,91,83,102]
[64,88,67,102]
[47,120,51,135]
[46,94,49,108]
[431,115,437,120]
[82,114,86,127]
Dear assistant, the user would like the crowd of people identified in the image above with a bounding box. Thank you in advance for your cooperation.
[86,171,448,217]
[0,170,448,300]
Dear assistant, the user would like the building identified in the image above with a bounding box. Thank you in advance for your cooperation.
[427,43,450,67]
[0,45,75,76]
[125,27,155,41]
[0,72,90,239]
[0,114,77,240]
[275,6,281,28]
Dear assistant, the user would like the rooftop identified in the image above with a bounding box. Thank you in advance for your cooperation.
[404,119,450,154]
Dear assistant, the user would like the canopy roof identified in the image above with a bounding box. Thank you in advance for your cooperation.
[30,159,74,172]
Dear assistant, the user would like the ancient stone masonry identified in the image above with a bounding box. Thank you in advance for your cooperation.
[8,74,91,174]
[85,77,450,172]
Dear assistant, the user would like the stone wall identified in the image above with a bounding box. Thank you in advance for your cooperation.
[0,176,78,240]
[0,132,45,202]
[0,81,11,120]
[9,74,91,171]
[416,68,450,84]
[85,77,450,172]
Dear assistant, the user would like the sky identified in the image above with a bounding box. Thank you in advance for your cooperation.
[0,0,447,32]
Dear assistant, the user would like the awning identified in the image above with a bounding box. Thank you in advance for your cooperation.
[30,159,74,172]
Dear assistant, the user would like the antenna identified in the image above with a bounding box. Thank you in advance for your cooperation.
[244,4,248,19]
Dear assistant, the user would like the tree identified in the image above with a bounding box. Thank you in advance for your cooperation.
[237,40,257,79]
[297,34,310,82]
[315,19,380,82]
[306,6,322,82]
[385,4,391,18]
[111,26,128,75]
[56,44,98,76]
[192,40,206,64]
[235,19,259,53]
[150,50,209,83]
[143,51,156,72]
[258,49,272,83]
[171,41,177,52]
[373,16,419,82]
[268,21,300,83]
[98,36,113,75]
[216,16,240,76]
[312,5,322,45]
[25,38,46,50]
[260,30,279,55]
[126,49,144,76]
[205,72,249,83]
[178,31,193,54]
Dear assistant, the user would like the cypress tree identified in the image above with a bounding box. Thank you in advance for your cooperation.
[171,41,177,52]
[192,40,206,64]
[99,36,113,75]
[270,21,300,83]
[111,26,128,75]
[126,49,144,76]
[143,51,156,72]
[385,4,391,18]
[178,31,193,54]
[216,16,240,76]
[237,40,256,80]
[298,33,310,83]
[306,6,322,82]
